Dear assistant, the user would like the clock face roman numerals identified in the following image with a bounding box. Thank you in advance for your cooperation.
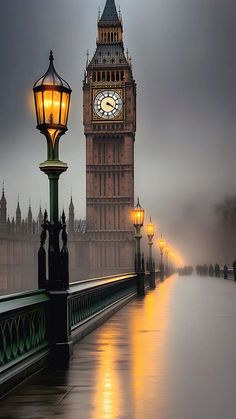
[94,90,123,120]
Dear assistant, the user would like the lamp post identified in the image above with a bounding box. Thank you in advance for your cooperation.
[165,245,170,277]
[158,235,166,280]
[147,217,155,288]
[33,51,72,291]
[132,198,145,296]
[33,52,72,362]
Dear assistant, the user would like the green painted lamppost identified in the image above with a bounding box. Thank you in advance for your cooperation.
[132,198,145,296]
[158,235,166,280]
[33,51,72,291]
[147,217,155,271]
[147,217,156,289]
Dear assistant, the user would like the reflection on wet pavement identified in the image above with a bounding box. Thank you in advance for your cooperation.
[1,275,236,419]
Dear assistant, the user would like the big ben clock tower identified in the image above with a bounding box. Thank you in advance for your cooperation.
[83,0,136,274]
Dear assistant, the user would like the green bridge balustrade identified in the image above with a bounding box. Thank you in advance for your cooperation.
[0,270,159,397]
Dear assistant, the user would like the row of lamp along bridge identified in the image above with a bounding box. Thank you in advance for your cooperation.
[132,198,178,296]
[33,52,178,295]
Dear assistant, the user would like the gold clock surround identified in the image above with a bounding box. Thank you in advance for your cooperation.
[92,88,124,122]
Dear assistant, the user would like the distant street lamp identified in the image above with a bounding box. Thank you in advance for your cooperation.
[147,217,156,289]
[147,217,155,272]
[132,198,145,296]
[165,245,170,277]
[33,51,72,291]
[158,235,166,280]
[132,198,144,272]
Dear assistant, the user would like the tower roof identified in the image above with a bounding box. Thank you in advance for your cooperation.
[16,201,21,215]
[0,187,6,205]
[28,204,32,217]
[69,196,74,211]
[100,0,119,23]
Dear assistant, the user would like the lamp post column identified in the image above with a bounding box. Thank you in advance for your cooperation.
[33,51,72,363]
[160,250,164,280]
[132,199,145,297]
[135,226,142,273]
[147,217,155,289]
[158,235,166,281]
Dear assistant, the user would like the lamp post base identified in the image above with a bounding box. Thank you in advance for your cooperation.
[49,290,73,364]
[149,271,156,289]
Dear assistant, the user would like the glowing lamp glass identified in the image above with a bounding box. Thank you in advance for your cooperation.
[33,52,71,134]
[147,220,154,238]
[132,199,144,227]
[158,237,166,251]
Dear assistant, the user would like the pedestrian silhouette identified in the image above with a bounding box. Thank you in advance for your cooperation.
[233,260,236,282]
[224,264,228,280]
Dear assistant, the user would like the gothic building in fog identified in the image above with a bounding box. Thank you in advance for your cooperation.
[83,0,136,272]
[0,0,137,292]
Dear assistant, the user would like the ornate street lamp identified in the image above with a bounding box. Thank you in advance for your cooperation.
[132,198,144,273]
[132,198,145,296]
[158,235,166,280]
[33,51,72,291]
[147,217,155,272]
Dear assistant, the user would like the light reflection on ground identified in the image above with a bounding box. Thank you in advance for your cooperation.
[1,275,236,419]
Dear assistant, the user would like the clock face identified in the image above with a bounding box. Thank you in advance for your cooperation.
[94,90,123,120]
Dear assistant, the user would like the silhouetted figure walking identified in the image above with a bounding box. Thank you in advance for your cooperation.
[209,264,214,277]
[214,264,220,278]
[233,260,236,282]
[224,264,228,279]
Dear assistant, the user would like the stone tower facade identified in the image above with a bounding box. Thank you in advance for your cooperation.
[0,187,7,232]
[83,0,136,273]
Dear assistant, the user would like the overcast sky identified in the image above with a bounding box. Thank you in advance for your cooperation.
[1,0,236,262]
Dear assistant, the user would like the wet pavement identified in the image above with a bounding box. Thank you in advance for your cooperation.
[1,275,236,419]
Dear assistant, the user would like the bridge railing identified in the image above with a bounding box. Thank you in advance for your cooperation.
[0,270,160,396]
[68,273,138,342]
[0,290,50,396]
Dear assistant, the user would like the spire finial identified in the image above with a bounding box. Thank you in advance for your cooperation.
[49,50,54,62]
[98,6,101,20]
[86,50,89,67]
[2,180,4,196]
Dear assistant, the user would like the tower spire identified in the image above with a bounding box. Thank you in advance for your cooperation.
[100,0,120,22]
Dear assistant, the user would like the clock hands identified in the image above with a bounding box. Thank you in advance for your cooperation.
[106,101,116,110]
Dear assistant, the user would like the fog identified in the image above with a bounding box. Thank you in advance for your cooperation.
[1,0,236,266]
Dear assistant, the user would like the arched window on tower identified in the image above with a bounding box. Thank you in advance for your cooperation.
[97,72,101,82]
[107,72,110,82]
[104,33,107,42]
[102,72,105,82]
[116,71,119,81]
[111,71,115,82]
[93,72,96,82]
[111,33,114,43]
[108,32,110,42]
[121,71,124,81]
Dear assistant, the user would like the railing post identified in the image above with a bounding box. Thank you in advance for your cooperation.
[38,211,73,363]
[48,290,73,364]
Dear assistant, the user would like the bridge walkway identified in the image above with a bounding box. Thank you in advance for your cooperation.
[1,275,236,419]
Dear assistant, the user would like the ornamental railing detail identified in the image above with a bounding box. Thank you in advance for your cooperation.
[69,273,137,331]
[0,291,49,372]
